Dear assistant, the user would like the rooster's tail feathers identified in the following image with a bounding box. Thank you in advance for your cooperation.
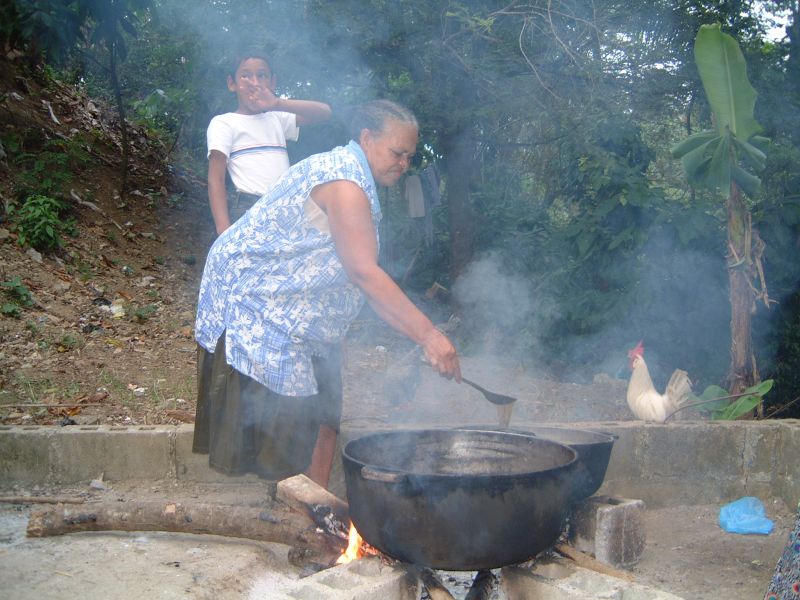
[666,369,692,406]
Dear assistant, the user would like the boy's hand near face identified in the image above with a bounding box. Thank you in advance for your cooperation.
[243,83,280,113]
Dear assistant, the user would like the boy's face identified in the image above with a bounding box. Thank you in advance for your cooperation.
[227,58,276,114]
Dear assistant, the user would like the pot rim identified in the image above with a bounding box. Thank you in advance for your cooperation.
[342,427,579,480]
[456,424,617,446]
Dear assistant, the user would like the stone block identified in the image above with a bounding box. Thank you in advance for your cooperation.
[502,558,686,600]
[0,426,52,485]
[247,557,419,600]
[569,495,646,568]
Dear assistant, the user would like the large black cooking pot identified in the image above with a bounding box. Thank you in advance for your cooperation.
[524,426,615,501]
[342,429,578,571]
[459,426,616,502]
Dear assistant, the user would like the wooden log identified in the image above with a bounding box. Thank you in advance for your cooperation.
[277,474,350,524]
[554,543,635,582]
[0,496,84,505]
[26,501,344,557]
[405,565,456,600]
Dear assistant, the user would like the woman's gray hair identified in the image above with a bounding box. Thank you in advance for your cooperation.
[349,99,418,140]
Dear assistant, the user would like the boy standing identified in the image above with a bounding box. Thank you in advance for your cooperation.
[207,52,331,234]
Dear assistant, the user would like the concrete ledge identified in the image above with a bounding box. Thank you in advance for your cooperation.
[1,421,799,508]
[0,424,174,483]
[590,420,800,508]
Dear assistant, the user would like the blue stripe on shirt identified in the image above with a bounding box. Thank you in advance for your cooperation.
[230,145,288,159]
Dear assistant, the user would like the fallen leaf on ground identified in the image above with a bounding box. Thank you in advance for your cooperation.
[165,410,195,423]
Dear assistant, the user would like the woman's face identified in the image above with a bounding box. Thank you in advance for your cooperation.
[360,121,418,187]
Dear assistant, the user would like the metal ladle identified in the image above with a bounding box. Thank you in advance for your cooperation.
[461,378,517,405]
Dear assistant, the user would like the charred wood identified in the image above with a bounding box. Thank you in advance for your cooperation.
[406,565,456,600]
[465,569,496,600]
[554,543,634,581]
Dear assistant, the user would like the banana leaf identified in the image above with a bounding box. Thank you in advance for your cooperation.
[695,24,761,141]
[670,25,768,198]
[732,164,762,197]
[711,380,773,420]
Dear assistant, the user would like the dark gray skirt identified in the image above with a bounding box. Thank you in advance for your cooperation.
[192,334,342,480]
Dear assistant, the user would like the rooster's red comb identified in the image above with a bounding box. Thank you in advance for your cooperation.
[627,340,644,359]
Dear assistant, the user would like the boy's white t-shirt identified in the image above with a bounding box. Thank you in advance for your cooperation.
[206,111,300,196]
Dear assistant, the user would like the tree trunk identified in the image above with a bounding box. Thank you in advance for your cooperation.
[726,182,757,397]
[443,131,475,283]
[27,500,344,558]
[108,45,129,195]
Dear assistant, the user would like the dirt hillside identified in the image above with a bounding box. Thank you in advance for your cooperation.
[0,57,214,426]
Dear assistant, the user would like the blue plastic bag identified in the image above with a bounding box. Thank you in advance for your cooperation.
[719,496,774,535]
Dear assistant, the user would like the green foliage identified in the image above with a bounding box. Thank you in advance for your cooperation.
[10,195,69,252]
[57,332,83,351]
[133,304,157,322]
[759,289,800,418]
[0,0,83,64]
[86,0,153,60]
[693,380,774,420]
[2,0,154,65]
[132,87,184,131]
[1,276,34,319]
[671,25,768,197]
[11,134,91,199]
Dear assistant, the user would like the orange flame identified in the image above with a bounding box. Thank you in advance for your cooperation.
[336,522,364,564]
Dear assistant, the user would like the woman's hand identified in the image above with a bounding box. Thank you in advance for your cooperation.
[421,328,461,381]
[316,179,461,381]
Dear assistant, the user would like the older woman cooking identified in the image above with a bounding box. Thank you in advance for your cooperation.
[193,100,460,490]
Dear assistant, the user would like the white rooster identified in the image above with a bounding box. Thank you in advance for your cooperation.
[626,341,692,422]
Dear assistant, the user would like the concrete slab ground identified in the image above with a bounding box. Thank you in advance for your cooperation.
[0,489,793,599]
[0,481,292,600]
[0,420,798,599]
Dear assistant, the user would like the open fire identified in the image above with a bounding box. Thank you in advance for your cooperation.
[336,521,366,564]
[333,521,498,599]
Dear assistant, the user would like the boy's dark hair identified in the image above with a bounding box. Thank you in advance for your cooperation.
[228,50,273,78]
[349,99,418,140]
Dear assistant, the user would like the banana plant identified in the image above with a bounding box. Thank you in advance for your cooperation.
[671,24,771,405]
[671,24,769,196]
[688,379,774,420]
